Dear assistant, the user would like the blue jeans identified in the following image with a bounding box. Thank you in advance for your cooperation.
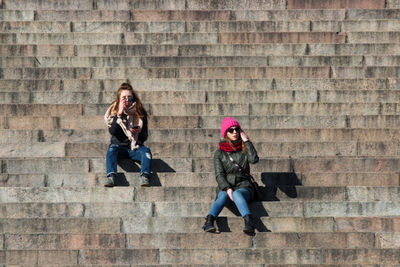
[106,144,152,177]
[209,187,251,217]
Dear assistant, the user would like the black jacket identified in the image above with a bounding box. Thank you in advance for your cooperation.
[214,141,259,200]
[109,115,148,147]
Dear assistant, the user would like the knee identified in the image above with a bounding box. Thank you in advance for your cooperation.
[232,190,244,202]
[140,146,152,159]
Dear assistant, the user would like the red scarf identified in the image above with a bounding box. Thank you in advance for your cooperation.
[219,139,242,152]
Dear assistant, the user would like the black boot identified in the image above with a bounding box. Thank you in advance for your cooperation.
[243,214,255,234]
[202,214,216,233]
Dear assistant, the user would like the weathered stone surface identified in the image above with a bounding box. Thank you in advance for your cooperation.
[122,216,334,233]
[0,10,34,21]
[35,10,132,21]
[0,203,85,218]
[5,233,126,249]
[376,233,400,248]
[2,0,92,10]
[0,187,134,203]
[347,9,400,20]
[84,203,153,218]
[95,0,186,10]
[301,172,400,186]
[348,32,400,43]
[154,202,304,217]
[220,32,346,44]
[131,10,232,21]
[0,174,45,187]
[186,0,286,10]
[0,142,65,157]
[0,218,121,233]
[336,217,400,232]
[253,232,375,249]
[304,202,400,217]
[288,0,385,9]
[79,249,159,264]
[4,158,89,174]
[127,233,252,249]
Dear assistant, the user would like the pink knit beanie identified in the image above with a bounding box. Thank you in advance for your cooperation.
[220,117,241,137]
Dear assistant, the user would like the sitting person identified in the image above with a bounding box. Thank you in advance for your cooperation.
[203,117,259,234]
[104,82,151,187]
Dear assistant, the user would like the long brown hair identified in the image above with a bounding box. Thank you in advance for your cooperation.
[224,135,248,154]
[112,83,147,118]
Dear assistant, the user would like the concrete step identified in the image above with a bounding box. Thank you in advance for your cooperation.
[19,9,399,22]
[2,215,400,235]
[0,216,340,233]
[4,55,400,68]
[3,44,400,57]
[153,201,400,217]
[1,0,288,11]
[4,232,391,250]
[1,171,399,188]
[27,102,400,116]
[348,32,400,43]
[1,200,399,218]
[145,248,400,265]
[3,115,400,130]
[2,248,399,265]
[3,102,400,117]
[3,156,400,174]
[0,248,158,265]
[3,90,400,104]
[7,20,400,34]
[1,78,396,92]
[4,90,400,105]
[301,172,400,187]
[0,32,351,45]
[131,9,400,21]
[2,21,400,34]
[5,102,400,117]
[2,66,335,79]
[0,217,122,233]
[4,186,398,203]
[2,140,397,158]
[288,0,386,9]
[3,66,400,79]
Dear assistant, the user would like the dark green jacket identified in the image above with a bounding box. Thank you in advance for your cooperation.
[214,141,259,200]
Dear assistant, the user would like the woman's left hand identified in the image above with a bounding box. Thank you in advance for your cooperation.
[226,188,233,201]
[130,127,141,133]
[240,130,249,142]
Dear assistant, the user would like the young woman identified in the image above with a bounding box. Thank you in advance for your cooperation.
[104,82,151,187]
[203,117,259,234]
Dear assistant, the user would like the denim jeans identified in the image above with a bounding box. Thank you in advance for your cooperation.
[106,144,152,177]
[209,187,251,217]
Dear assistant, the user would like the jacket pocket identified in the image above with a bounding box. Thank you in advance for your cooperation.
[226,173,236,186]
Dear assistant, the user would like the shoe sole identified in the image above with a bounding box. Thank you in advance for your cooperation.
[204,227,216,233]
[243,229,255,234]
[141,184,150,187]
[104,184,114,187]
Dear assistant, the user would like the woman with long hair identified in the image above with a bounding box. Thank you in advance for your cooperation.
[104,82,151,187]
[202,117,259,234]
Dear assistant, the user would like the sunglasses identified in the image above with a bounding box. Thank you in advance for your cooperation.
[227,127,240,133]
[121,96,135,103]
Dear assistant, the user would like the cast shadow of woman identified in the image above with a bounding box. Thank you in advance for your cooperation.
[217,172,300,233]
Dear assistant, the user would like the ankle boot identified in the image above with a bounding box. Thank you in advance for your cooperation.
[202,214,216,232]
[243,214,255,234]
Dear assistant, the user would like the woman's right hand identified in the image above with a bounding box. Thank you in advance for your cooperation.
[226,188,233,201]
[118,99,126,115]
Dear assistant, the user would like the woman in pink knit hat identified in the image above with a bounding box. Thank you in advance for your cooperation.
[202,117,259,234]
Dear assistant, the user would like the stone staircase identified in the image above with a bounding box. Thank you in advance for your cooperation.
[1,0,400,265]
